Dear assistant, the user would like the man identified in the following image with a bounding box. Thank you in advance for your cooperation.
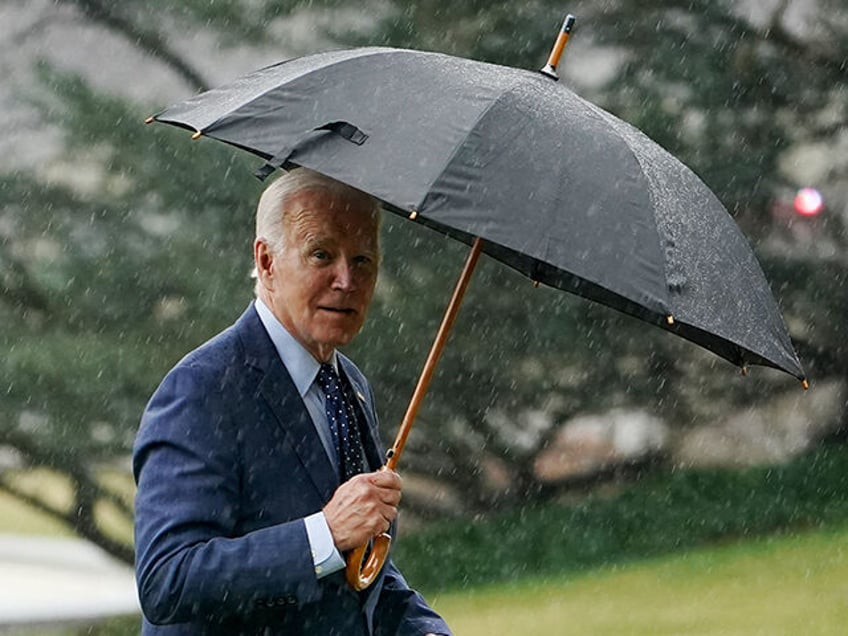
[133,168,451,635]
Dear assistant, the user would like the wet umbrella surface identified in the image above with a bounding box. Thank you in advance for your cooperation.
[152,46,803,381]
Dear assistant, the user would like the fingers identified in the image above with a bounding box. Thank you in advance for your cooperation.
[369,468,402,490]
[323,470,402,551]
[366,470,402,506]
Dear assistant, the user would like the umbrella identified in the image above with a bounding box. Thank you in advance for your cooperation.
[147,16,805,588]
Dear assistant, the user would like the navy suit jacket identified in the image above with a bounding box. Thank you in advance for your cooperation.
[133,304,450,635]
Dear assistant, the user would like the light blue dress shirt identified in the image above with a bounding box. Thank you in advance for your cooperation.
[254,298,346,578]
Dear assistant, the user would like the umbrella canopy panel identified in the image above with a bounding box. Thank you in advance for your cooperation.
[154,47,803,379]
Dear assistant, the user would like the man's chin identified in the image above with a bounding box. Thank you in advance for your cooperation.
[314,326,361,349]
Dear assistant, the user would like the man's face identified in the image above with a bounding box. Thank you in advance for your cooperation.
[255,188,379,362]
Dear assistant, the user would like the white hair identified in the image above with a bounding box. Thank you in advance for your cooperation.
[252,168,381,290]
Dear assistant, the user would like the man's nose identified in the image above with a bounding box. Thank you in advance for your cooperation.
[331,261,356,290]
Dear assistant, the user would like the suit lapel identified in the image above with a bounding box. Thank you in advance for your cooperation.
[236,305,339,502]
[258,360,339,501]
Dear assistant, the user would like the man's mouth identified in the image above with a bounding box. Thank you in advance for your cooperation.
[318,306,356,315]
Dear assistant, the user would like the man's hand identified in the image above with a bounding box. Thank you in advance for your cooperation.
[323,469,402,552]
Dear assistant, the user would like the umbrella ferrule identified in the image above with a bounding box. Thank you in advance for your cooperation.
[540,14,576,80]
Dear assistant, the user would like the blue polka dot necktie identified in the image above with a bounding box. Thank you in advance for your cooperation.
[316,363,367,481]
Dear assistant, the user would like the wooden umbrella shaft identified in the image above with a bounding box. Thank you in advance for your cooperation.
[384,236,484,470]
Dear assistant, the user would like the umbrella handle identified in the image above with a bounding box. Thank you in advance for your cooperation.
[345,532,392,591]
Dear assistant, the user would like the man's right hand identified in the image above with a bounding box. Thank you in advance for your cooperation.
[323,469,402,552]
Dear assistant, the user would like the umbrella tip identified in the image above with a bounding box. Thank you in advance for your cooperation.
[666,314,675,325]
[144,116,155,124]
[191,130,202,140]
[409,210,419,220]
[802,378,809,390]
[540,14,577,80]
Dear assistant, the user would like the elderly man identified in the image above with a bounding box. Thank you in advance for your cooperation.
[133,168,451,635]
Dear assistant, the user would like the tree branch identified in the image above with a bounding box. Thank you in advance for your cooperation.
[0,477,134,565]
[59,0,208,91]
[1,430,135,565]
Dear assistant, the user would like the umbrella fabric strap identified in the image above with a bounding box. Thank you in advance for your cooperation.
[255,121,369,180]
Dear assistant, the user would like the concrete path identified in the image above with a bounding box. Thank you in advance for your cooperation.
[0,534,139,627]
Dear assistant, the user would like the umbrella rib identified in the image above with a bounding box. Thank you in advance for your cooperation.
[412,76,528,216]
[589,106,803,375]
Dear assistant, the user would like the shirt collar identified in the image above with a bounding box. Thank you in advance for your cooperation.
[254,297,338,398]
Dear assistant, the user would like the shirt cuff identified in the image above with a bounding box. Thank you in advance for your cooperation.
[304,512,346,578]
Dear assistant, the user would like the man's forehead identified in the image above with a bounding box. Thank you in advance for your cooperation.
[289,189,374,217]
[291,186,359,206]
[285,191,378,241]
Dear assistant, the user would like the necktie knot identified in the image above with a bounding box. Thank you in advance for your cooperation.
[316,363,341,396]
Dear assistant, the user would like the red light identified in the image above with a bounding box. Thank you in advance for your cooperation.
[793,187,823,216]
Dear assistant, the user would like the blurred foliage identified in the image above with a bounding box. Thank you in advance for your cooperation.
[1,0,846,560]
[396,442,848,592]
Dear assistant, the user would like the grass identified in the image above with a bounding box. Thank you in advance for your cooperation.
[1,615,140,636]
[428,526,848,635]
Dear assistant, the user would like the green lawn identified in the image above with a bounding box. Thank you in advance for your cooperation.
[428,527,848,635]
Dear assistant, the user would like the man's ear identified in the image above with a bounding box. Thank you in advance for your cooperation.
[253,238,275,288]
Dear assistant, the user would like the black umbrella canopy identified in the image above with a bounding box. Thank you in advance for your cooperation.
[153,46,805,381]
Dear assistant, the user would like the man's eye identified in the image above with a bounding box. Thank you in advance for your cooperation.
[312,250,330,260]
[353,255,372,266]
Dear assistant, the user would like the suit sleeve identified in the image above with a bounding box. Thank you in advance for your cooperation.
[133,362,322,624]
